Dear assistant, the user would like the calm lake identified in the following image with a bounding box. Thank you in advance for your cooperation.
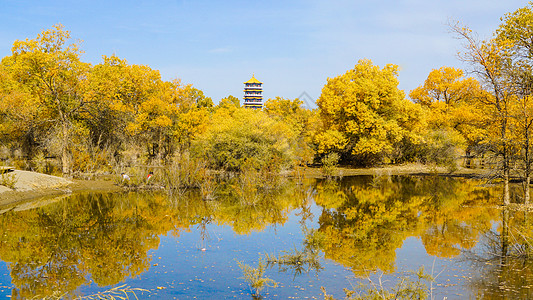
[0,175,531,299]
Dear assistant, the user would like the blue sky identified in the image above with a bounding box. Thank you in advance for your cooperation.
[0,0,529,105]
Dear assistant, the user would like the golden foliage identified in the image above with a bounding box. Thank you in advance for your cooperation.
[315,59,425,165]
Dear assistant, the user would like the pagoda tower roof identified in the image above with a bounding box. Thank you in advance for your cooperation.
[244,74,262,84]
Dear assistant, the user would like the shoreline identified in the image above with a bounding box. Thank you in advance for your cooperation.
[0,163,487,211]
[0,171,121,210]
[303,163,484,178]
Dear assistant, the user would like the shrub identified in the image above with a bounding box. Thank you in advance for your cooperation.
[236,258,278,298]
[321,152,340,178]
[195,108,298,173]
[0,171,17,189]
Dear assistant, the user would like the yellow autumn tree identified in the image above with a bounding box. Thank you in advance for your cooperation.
[82,55,130,152]
[1,24,90,174]
[315,59,425,166]
[0,64,41,155]
[85,55,209,164]
[264,97,316,165]
[218,95,240,109]
[451,20,517,205]
[409,66,485,137]
[409,66,488,169]
[83,55,168,166]
[495,3,533,204]
[172,84,211,150]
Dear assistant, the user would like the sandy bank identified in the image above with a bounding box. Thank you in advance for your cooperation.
[0,170,121,208]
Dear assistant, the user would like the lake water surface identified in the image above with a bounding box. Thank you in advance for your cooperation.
[0,175,531,299]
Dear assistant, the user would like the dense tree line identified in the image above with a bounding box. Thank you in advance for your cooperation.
[0,25,314,177]
[2,3,533,204]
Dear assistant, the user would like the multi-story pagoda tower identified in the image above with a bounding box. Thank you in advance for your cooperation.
[243,74,263,109]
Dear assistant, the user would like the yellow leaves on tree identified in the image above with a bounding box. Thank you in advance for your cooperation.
[0,65,40,144]
[316,59,424,165]
[264,97,317,164]
[409,67,479,106]
[85,54,211,161]
[2,24,89,174]
[314,130,348,154]
[409,66,487,147]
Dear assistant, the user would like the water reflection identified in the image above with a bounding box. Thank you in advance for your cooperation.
[0,178,305,298]
[464,209,533,299]
[310,176,500,276]
[0,193,165,298]
[1,175,533,298]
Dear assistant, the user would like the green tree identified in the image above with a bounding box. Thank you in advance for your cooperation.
[195,107,297,172]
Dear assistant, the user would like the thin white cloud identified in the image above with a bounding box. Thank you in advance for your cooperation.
[208,47,232,54]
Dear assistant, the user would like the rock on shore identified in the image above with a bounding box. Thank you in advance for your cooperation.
[3,170,72,192]
[0,170,73,207]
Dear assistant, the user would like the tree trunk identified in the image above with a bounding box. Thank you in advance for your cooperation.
[61,122,71,175]
[526,174,531,205]
[525,127,531,205]
[502,116,510,206]
[500,207,510,266]
[504,168,510,205]
[157,130,163,164]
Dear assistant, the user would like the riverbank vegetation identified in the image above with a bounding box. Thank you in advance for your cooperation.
[3,4,533,205]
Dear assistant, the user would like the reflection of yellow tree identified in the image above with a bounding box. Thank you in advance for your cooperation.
[465,209,533,299]
[0,192,177,298]
[213,178,305,235]
[311,176,500,276]
[314,177,422,276]
[418,177,500,258]
[0,179,310,298]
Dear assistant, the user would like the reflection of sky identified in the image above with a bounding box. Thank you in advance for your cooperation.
[396,237,476,300]
[0,229,478,298]
[0,263,12,296]
[73,202,356,299]
[59,201,480,299]
[0,181,507,299]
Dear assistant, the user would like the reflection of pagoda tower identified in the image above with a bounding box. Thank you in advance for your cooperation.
[243,74,263,109]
